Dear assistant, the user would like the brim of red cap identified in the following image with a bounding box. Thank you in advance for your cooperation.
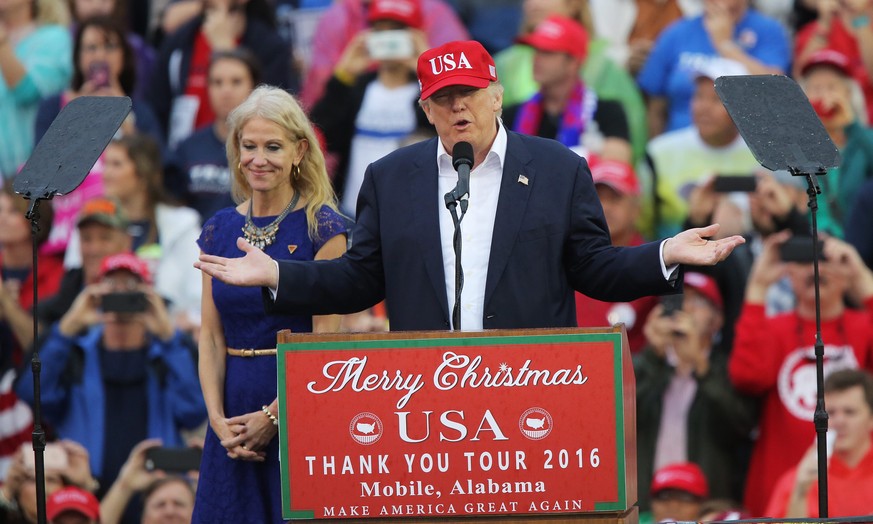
[47,504,99,521]
[594,178,638,195]
[801,59,850,77]
[420,75,491,100]
[517,34,583,58]
[651,478,708,498]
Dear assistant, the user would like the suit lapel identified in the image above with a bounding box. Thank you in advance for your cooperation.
[484,131,534,304]
[410,138,450,319]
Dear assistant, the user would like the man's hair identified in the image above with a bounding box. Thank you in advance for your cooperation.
[142,475,195,506]
[418,81,504,118]
[825,369,873,411]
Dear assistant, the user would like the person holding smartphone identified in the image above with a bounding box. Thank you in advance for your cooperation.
[310,0,431,218]
[99,439,198,524]
[729,232,873,515]
[33,16,165,259]
[634,271,756,514]
[765,369,873,518]
[638,58,762,239]
[0,441,98,524]
[15,253,206,497]
[34,15,164,148]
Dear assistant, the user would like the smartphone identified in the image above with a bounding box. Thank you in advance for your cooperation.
[779,236,825,263]
[101,291,148,313]
[366,30,414,60]
[660,293,684,317]
[144,447,202,473]
[712,175,757,193]
[87,61,110,89]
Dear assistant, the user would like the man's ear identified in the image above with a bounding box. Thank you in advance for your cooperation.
[492,90,503,113]
[421,100,435,125]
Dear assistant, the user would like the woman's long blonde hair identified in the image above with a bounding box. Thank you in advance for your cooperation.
[227,85,339,241]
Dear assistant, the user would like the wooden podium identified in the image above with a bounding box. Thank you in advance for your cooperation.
[276,327,637,523]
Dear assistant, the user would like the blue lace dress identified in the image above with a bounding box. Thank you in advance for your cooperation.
[193,205,346,523]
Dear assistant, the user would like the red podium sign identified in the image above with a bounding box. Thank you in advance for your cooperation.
[277,329,635,520]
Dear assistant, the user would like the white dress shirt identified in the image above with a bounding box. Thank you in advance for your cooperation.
[437,125,507,331]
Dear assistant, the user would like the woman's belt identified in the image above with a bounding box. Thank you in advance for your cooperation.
[227,347,277,357]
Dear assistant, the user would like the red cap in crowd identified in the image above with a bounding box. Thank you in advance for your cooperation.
[589,158,640,196]
[651,462,709,498]
[800,48,852,77]
[47,487,100,522]
[683,272,723,310]
[98,253,152,285]
[368,0,423,29]
[517,15,588,60]
[417,40,497,100]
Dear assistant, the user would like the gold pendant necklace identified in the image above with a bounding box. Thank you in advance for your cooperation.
[242,191,300,250]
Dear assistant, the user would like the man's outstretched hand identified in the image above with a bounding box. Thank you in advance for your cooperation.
[195,237,280,288]
[663,224,745,267]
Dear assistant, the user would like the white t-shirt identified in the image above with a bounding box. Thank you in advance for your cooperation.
[343,80,420,216]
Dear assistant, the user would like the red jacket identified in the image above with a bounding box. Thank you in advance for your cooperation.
[765,443,873,518]
[1,253,64,366]
[729,298,873,515]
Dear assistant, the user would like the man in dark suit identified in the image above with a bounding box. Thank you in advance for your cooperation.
[196,40,744,332]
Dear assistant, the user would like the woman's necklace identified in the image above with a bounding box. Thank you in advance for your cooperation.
[242,191,300,250]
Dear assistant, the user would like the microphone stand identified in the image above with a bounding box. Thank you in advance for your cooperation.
[25,198,48,524]
[444,191,468,331]
[794,166,829,518]
[11,95,131,524]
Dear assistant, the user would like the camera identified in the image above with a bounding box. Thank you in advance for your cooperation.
[144,447,202,473]
[366,30,414,60]
[779,236,826,263]
[101,291,148,313]
[660,293,684,317]
[712,175,757,193]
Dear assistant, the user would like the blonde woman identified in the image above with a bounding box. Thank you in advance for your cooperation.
[193,85,347,523]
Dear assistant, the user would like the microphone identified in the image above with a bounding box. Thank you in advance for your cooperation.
[451,142,473,211]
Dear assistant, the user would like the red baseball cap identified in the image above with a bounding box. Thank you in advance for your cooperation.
[801,48,852,77]
[590,158,640,196]
[47,487,100,521]
[517,15,588,60]
[368,0,423,29]
[651,462,709,498]
[417,40,498,100]
[98,253,152,285]
[683,272,723,310]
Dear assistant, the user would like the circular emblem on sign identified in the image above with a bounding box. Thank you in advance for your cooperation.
[519,407,553,440]
[349,412,383,445]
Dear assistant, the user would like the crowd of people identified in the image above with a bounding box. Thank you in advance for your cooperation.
[1,0,873,523]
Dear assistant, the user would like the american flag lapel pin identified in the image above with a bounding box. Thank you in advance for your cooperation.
[518,174,529,186]
[288,245,297,254]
